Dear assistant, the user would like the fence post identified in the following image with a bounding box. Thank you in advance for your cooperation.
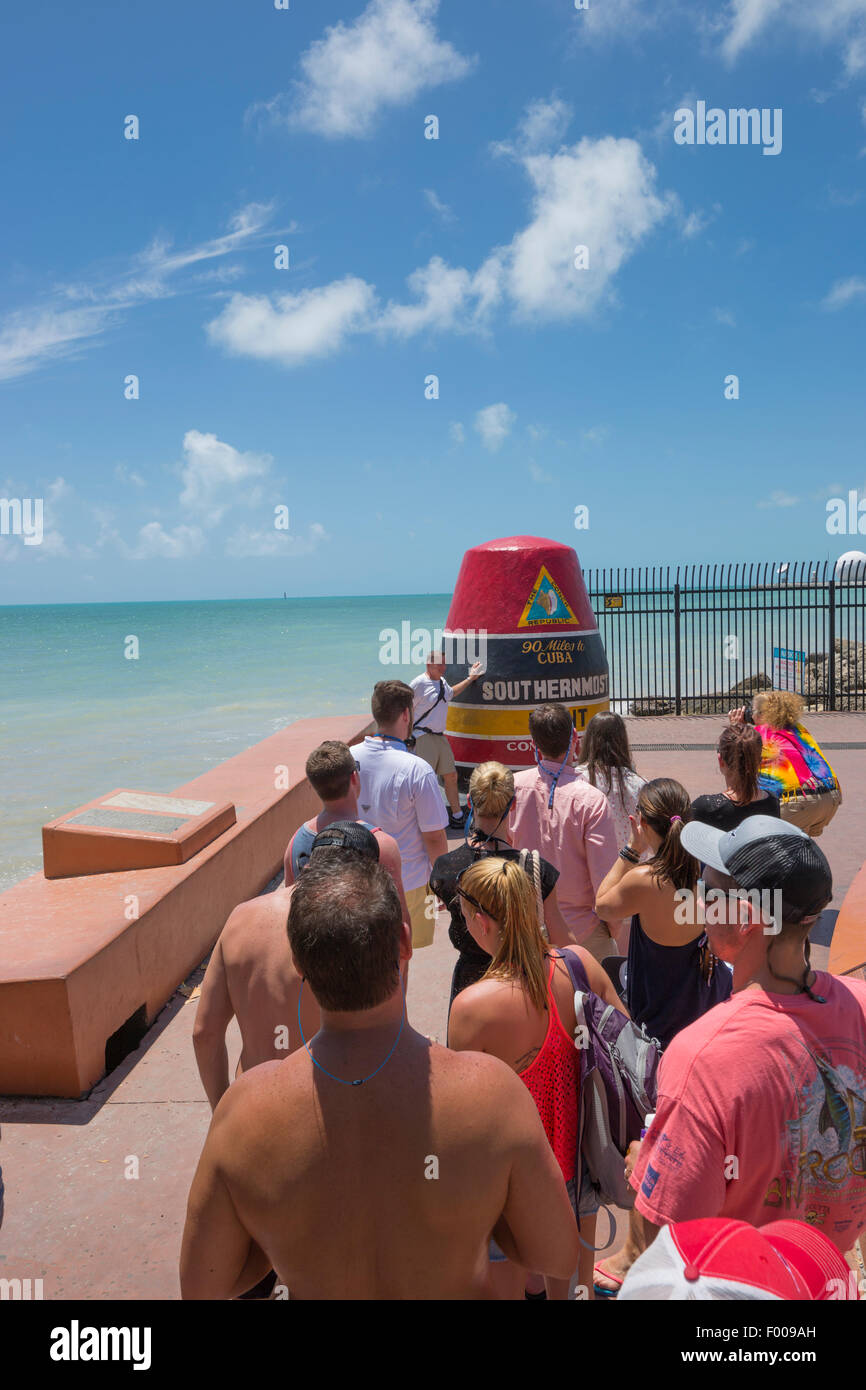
[828,579,836,712]
[674,581,682,716]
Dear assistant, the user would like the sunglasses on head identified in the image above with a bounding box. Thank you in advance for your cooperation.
[455,860,508,916]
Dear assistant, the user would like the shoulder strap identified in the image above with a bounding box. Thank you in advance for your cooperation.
[413,679,446,730]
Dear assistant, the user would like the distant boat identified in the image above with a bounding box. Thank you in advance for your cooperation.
[283,591,287,599]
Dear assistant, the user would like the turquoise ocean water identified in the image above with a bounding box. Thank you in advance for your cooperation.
[3,586,858,892]
[0,596,452,893]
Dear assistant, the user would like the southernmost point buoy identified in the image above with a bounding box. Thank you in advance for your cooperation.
[443,536,610,782]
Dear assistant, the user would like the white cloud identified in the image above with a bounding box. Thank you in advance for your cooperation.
[47,476,71,503]
[822,276,866,309]
[494,97,572,157]
[485,135,673,322]
[224,521,328,558]
[0,305,112,383]
[178,430,273,527]
[581,425,609,445]
[377,258,474,337]
[475,403,516,452]
[719,0,866,76]
[424,188,456,222]
[713,307,737,326]
[529,461,553,484]
[582,0,659,39]
[129,522,206,559]
[208,117,673,368]
[114,463,147,488]
[262,0,475,139]
[0,204,277,383]
[757,490,800,508]
[207,277,377,366]
[101,429,324,562]
[681,203,721,239]
[449,421,465,445]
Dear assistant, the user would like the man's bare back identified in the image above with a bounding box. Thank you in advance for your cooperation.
[181,1028,579,1300]
[193,886,320,1109]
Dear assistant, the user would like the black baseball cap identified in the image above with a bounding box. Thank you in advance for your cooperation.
[310,820,380,861]
[681,816,832,926]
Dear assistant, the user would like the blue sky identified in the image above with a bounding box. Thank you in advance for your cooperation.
[2,0,865,602]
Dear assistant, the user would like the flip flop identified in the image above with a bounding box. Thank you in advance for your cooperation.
[593,1262,624,1299]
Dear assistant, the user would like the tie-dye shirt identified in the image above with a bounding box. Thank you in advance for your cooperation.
[756,723,840,803]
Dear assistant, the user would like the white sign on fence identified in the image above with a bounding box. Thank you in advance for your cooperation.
[772,646,805,693]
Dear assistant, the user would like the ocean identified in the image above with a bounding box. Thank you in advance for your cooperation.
[0,596,452,892]
[3,586,860,892]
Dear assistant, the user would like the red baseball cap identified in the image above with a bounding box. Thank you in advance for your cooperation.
[618,1217,858,1300]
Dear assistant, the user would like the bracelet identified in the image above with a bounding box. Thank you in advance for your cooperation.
[619,847,639,864]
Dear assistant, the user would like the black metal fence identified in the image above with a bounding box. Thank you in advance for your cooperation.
[584,559,866,716]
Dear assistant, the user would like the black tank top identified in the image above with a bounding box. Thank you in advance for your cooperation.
[626,914,732,1050]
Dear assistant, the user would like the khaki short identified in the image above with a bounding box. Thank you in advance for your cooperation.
[406,884,437,948]
[414,731,456,777]
[780,788,842,839]
[578,920,617,965]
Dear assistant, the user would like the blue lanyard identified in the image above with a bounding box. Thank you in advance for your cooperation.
[297,976,407,1086]
[535,746,571,810]
[376,734,409,749]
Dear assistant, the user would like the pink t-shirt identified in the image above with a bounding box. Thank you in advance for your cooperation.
[631,973,866,1254]
[509,765,617,943]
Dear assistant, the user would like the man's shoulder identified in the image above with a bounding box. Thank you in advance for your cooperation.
[512,769,537,792]
[406,752,441,786]
[659,992,749,1072]
[824,972,866,1013]
[564,775,609,809]
[221,888,292,948]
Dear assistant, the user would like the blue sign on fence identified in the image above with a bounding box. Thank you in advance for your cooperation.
[772,646,805,692]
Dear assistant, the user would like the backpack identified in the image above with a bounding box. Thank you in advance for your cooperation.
[561,950,662,1227]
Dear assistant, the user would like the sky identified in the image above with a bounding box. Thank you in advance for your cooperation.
[1,0,865,602]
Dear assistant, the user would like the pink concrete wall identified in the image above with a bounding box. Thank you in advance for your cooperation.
[0,715,373,1097]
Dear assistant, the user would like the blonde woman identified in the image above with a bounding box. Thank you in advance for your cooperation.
[729,691,842,838]
[448,856,628,1301]
[429,761,570,1013]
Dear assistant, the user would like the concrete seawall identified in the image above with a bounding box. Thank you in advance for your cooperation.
[0,714,373,1098]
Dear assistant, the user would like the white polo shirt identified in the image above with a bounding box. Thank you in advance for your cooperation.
[355,735,448,891]
[410,674,453,735]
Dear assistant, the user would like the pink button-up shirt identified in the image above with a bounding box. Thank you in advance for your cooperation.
[509,764,618,943]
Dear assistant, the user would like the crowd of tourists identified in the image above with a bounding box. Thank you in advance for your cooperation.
[182,668,865,1302]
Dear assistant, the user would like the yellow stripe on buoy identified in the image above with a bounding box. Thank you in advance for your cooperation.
[448,700,609,736]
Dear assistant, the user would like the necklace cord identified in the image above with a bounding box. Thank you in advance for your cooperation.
[297,975,408,1086]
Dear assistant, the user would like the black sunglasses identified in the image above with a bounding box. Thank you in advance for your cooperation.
[454,860,508,916]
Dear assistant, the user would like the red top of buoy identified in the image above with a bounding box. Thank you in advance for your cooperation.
[445,535,596,633]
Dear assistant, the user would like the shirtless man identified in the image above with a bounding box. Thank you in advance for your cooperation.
[284,740,408,919]
[193,823,386,1111]
[181,855,579,1300]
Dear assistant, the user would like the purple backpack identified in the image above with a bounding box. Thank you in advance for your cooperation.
[562,951,662,1224]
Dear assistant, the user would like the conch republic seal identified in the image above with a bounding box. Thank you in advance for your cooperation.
[443,535,610,785]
